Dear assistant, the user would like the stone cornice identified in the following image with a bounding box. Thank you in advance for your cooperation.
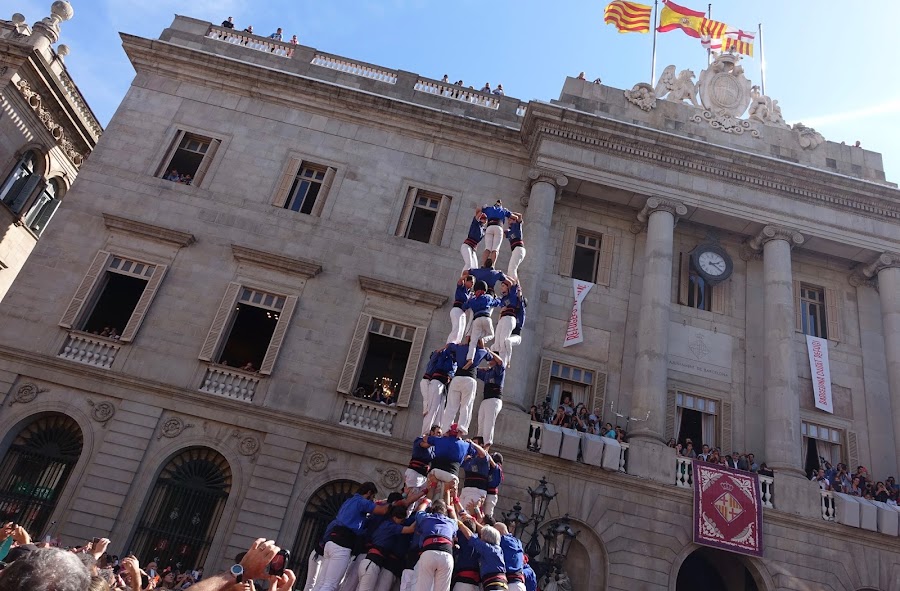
[231,244,322,279]
[630,196,688,234]
[358,275,447,309]
[740,225,805,260]
[103,213,196,248]
[522,107,900,225]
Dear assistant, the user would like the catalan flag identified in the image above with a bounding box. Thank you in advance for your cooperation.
[604,1,653,34]
[723,28,755,56]
[657,0,727,40]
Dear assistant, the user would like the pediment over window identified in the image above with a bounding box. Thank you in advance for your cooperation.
[103,213,195,247]
[358,275,447,309]
[231,244,322,279]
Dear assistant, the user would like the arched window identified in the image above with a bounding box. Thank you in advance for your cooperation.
[23,178,62,237]
[0,151,40,214]
[0,414,84,538]
[290,479,360,580]
[130,447,231,570]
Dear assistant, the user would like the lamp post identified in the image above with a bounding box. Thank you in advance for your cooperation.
[502,476,579,581]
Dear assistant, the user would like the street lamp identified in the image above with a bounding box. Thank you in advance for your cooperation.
[502,501,530,539]
[528,476,556,521]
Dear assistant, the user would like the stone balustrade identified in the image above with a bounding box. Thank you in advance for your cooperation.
[58,332,120,369]
[199,365,259,402]
[821,490,836,521]
[515,105,527,117]
[675,456,775,508]
[339,397,397,436]
[311,54,397,84]
[759,474,775,508]
[206,26,294,57]
[414,80,501,110]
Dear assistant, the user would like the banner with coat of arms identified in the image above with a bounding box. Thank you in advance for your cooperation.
[692,460,763,557]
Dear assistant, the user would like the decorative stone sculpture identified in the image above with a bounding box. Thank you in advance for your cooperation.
[747,86,788,127]
[9,382,47,406]
[624,82,657,111]
[793,122,825,150]
[88,399,116,423]
[697,52,752,118]
[654,65,699,106]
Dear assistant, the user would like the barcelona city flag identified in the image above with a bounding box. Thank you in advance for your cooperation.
[604,1,653,33]
[657,0,727,39]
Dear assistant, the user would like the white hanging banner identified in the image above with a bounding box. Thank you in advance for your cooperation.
[806,335,834,414]
[563,279,593,347]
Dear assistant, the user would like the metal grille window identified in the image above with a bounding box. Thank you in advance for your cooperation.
[0,414,83,538]
[285,165,327,214]
[290,480,359,581]
[572,233,601,283]
[800,284,828,338]
[130,447,231,570]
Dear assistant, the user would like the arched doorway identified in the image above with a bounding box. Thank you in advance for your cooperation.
[0,413,83,538]
[129,447,231,570]
[290,479,360,581]
[676,547,760,591]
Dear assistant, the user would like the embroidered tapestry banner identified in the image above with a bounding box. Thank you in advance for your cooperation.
[692,460,763,557]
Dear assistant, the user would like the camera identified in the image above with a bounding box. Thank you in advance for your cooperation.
[268,549,290,577]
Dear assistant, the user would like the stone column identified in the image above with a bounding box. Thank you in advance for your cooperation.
[625,197,686,483]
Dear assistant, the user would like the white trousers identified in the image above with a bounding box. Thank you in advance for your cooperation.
[484,225,503,253]
[422,380,445,435]
[442,376,477,431]
[400,568,417,591]
[314,541,353,591]
[494,316,517,367]
[453,583,479,591]
[478,398,502,446]
[448,307,466,344]
[459,486,487,512]
[357,558,396,591]
[509,580,526,591]
[420,378,430,405]
[484,493,498,518]
[460,244,478,272]
[507,247,526,281]
[413,550,454,591]
[405,467,427,490]
[305,550,323,591]
[340,554,363,591]
[467,317,494,361]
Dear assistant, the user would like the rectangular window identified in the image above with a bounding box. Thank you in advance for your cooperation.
[395,187,451,246]
[802,420,844,474]
[532,357,607,425]
[799,284,827,338]
[572,233,600,283]
[558,226,615,286]
[158,131,221,186]
[675,392,718,450]
[272,157,336,216]
[198,283,298,375]
[678,253,724,313]
[59,251,168,342]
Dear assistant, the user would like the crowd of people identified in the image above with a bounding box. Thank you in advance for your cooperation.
[438,76,505,97]
[528,394,625,442]
[668,439,774,477]
[220,17,299,46]
[163,169,194,186]
[811,462,900,504]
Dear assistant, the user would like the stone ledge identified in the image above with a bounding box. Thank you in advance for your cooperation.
[358,275,447,309]
[231,244,322,279]
[103,213,195,247]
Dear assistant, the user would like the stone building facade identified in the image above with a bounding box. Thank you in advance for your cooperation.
[0,3,101,302]
[0,13,898,591]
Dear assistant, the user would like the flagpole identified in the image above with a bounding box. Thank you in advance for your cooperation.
[758,22,766,95]
[651,0,659,83]
[707,4,712,65]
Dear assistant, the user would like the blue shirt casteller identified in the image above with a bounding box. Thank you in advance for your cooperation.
[499,285,521,317]
[431,348,458,379]
[453,283,472,308]
[523,564,537,591]
[415,511,458,541]
[335,494,377,534]
[476,364,505,400]
[448,343,492,372]
[463,293,502,318]
[464,217,486,248]
[461,454,491,489]
[423,350,441,379]
[506,220,524,249]
[486,463,503,493]
[481,204,512,223]
[370,520,405,550]
[468,267,508,288]
[499,534,525,573]
[409,436,435,476]
[469,535,506,577]
[513,296,527,334]
[454,533,480,572]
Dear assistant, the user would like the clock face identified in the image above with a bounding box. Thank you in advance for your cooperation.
[698,251,727,276]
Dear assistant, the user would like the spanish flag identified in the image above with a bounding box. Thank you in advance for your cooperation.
[604,1,653,34]
[657,0,727,39]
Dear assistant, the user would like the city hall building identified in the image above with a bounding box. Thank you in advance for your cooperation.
[1,8,899,591]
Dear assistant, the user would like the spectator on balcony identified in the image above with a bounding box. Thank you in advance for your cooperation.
[698,444,710,461]
[493,85,504,96]
[290,34,299,45]
[615,426,627,443]
[666,438,676,448]
[708,450,721,465]
[481,83,491,93]
[681,441,697,459]
[674,442,683,455]
[747,453,759,472]
[165,168,180,181]
[875,481,890,502]
[833,464,851,493]
[725,453,738,469]
[243,25,255,34]
[887,476,899,494]
[441,75,449,83]
[601,423,614,438]
[560,392,574,416]
[269,28,284,41]
[854,466,869,489]
[758,463,774,477]
[222,16,235,29]
[848,477,862,496]
[811,468,831,491]
[551,406,566,427]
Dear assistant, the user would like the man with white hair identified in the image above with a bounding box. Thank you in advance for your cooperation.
[495,523,526,591]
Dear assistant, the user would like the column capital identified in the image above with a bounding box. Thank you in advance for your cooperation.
[849,252,900,287]
[629,196,688,234]
[522,169,568,205]
[739,225,805,260]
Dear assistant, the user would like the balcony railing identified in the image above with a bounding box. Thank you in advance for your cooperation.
[675,456,775,508]
[823,490,900,536]
[311,54,397,84]
[528,422,627,472]
[206,26,295,57]
[199,365,259,402]
[58,332,120,369]
[340,397,397,436]
[821,490,836,521]
[414,80,501,110]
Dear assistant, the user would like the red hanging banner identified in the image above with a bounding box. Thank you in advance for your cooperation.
[692,460,764,557]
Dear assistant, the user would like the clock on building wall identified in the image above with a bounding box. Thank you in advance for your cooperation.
[690,243,733,284]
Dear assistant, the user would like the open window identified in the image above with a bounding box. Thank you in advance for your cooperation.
[802,420,846,477]
[395,187,451,245]
[199,283,298,375]
[22,178,62,237]
[59,251,168,342]
[558,226,615,286]
[794,282,842,341]
[0,151,41,214]
[158,131,221,186]
[272,157,336,216]
[533,357,607,416]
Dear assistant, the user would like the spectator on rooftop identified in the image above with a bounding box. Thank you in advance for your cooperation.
[493,84,504,96]
[222,16,235,29]
[441,75,449,83]
[576,72,586,80]
[290,34,298,45]
[481,83,491,93]
[269,27,283,41]
[244,25,254,34]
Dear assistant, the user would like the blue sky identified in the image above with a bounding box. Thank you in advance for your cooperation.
[15,0,900,182]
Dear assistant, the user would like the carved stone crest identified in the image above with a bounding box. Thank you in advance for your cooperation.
[9,383,48,406]
[793,123,825,150]
[690,110,759,137]
[16,79,86,167]
[158,416,194,439]
[377,467,403,490]
[87,400,115,423]
[237,435,260,456]
[654,66,698,106]
[697,53,752,118]
[305,450,330,474]
[624,83,657,111]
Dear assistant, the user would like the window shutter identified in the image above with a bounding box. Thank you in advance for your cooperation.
[59,250,112,329]
[397,326,427,407]
[193,138,221,186]
[793,280,802,332]
[711,281,726,315]
[119,263,168,343]
[9,174,41,214]
[534,357,553,406]
[396,187,416,237]
[259,295,298,375]
[596,234,615,286]
[337,313,372,393]
[847,431,859,470]
[721,401,733,454]
[558,226,577,277]
[825,287,842,342]
[591,371,607,414]
[431,195,451,246]
[311,166,336,217]
[199,282,241,362]
[678,253,690,306]
[665,390,677,440]
[273,157,302,208]
[157,130,186,177]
